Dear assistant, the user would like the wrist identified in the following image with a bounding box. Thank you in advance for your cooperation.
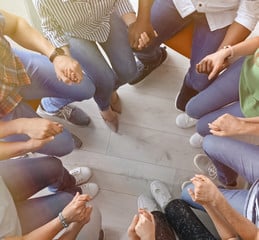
[222,45,234,59]
[58,212,70,228]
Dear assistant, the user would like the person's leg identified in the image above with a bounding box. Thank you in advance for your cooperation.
[186,57,245,119]
[196,101,244,136]
[68,38,115,111]
[176,15,229,111]
[135,0,192,62]
[2,102,75,156]
[17,191,74,234]
[203,135,259,185]
[15,49,95,118]
[151,211,177,240]
[181,183,248,215]
[101,12,139,88]
[0,156,79,202]
[165,199,217,240]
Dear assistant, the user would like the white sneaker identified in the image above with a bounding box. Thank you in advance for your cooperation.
[79,182,99,198]
[189,132,203,148]
[69,167,92,185]
[137,193,161,212]
[175,113,197,129]
[150,180,173,211]
[193,154,217,180]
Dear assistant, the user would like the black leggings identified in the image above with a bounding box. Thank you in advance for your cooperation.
[152,199,217,240]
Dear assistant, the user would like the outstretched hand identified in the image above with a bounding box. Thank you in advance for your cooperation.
[188,174,221,206]
[53,55,83,85]
[128,20,157,50]
[196,49,230,80]
[208,113,242,136]
[62,192,93,225]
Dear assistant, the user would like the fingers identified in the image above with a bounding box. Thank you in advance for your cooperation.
[129,214,139,231]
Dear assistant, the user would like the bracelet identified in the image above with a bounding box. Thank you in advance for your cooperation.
[58,212,69,228]
[223,45,234,59]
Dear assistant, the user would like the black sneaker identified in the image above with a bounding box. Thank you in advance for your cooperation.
[175,82,198,111]
[130,46,167,85]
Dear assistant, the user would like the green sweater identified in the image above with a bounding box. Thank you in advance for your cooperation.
[239,48,259,117]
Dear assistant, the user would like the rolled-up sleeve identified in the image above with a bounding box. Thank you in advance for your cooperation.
[235,0,259,31]
[33,0,69,47]
[114,0,135,16]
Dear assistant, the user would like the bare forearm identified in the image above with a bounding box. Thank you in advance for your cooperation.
[0,141,32,160]
[203,204,237,239]
[1,10,55,59]
[137,0,153,21]
[214,194,258,239]
[218,22,251,50]
[235,119,259,136]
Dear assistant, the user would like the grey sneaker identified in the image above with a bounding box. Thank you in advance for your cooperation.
[193,154,217,180]
[189,132,203,148]
[79,182,99,198]
[37,104,91,126]
[69,167,92,185]
[137,193,161,212]
[150,180,173,211]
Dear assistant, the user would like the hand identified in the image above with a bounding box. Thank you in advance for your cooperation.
[128,20,157,50]
[62,192,92,224]
[128,215,140,240]
[135,210,156,240]
[196,49,230,80]
[188,174,221,206]
[53,55,83,85]
[208,113,242,136]
[20,118,63,139]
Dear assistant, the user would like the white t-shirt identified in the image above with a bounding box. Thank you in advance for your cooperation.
[0,176,22,239]
[173,0,258,31]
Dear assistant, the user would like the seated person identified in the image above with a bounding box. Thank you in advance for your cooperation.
[0,9,95,155]
[184,36,259,146]
[0,155,101,240]
[128,176,258,240]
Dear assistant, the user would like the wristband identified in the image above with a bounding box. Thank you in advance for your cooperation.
[58,212,69,228]
[223,45,234,59]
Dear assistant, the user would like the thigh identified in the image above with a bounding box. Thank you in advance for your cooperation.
[186,57,245,119]
[196,101,244,136]
[15,49,95,101]
[69,38,115,92]
[203,135,259,184]
[186,16,229,91]
[101,12,138,86]
[151,211,176,240]
[165,199,216,240]
[0,156,64,201]
[17,192,73,234]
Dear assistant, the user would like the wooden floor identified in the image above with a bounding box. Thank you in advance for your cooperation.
[56,47,202,239]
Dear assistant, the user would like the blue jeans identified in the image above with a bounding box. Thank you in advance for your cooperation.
[0,156,79,234]
[42,12,140,112]
[135,0,228,91]
[182,134,259,214]
[185,57,245,136]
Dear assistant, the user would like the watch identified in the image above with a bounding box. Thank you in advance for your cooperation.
[49,47,65,62]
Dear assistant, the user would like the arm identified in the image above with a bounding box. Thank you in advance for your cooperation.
[196,36,259,80]
[208,113,259,137]
[189,175,259,240]
[5,193,92,240]
[0,9,82,84]
[127,0,157,50]
[0,118,63,160]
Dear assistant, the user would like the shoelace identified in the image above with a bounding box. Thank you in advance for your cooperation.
[207,164,217,180]
[56,105,73,120]
[70,168,83,184]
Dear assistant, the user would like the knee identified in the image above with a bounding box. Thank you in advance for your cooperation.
[196,118,211,136]
[202,135,219,154]
[185,98,204,119]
